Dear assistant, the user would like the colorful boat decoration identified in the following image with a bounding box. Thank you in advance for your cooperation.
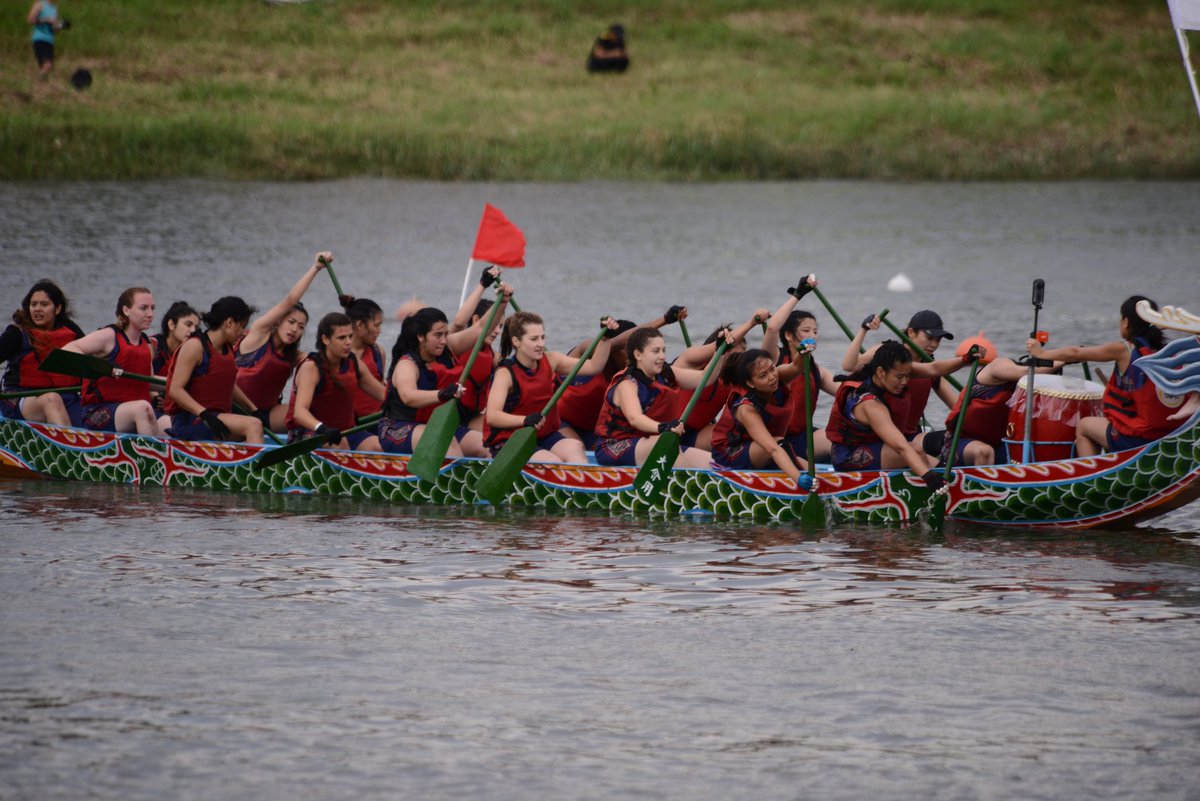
[2,325,1197,530]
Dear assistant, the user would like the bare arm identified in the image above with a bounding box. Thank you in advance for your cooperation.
[1028,339,1128,368]
[241,252,329,353]
[612,378,665,435]
[484,367,526,430]
[63,327,117,359]
[859,399,930,477]
[394,358,450,409]
[289,361,323,431]
[167,339,205,415]
[735,403,806,478]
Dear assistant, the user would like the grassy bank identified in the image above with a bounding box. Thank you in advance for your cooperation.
[2,0,1197,180]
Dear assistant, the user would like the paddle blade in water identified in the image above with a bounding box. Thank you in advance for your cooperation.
[800,489,825,528]
[928,493,947,532]
[633,432,680,504]
[474,427,537,505]
[407,402,460,483]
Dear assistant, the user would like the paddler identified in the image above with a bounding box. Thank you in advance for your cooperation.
[593,326,733,468]
[340,294,386,422]
[484,311,619,463]
[163,296,265,443]
[1026,295,1183,456]
[826,341,942,490]
[0,279,84,427]
[285,312,387,450]
[64,286,164,436]
[235,253,329,434]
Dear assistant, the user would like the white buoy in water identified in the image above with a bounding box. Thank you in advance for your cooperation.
[887,272,914,292]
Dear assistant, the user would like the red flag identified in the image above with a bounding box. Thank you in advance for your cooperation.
[471,204,526,267]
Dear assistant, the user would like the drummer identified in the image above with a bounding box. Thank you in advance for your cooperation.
[1026,295,1183,456]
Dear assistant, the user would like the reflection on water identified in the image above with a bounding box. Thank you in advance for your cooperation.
[4,480,1197,622]
[3,480,1199,801]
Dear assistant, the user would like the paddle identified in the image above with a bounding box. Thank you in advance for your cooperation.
[811,287,859,349]
[0,384,81,399]
[475,320,609,505]
[678,318,692,348]
[321,256,346,299]
[40,349,165,386]
[41,349,288,444]
[407,292,506,482]
[928,347,983,531]
[633,338,729,504]
[879,315,964,392]
[798,342,824,527]
[253,412,383,470]
[1021,279,1045,463]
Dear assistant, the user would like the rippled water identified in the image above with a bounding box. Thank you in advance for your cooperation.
[1,181,1199,799]
[2,482,1199,801]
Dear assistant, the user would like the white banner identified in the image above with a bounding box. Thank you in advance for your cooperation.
[1168,0,1200,31]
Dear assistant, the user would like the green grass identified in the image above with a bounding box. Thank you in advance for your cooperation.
[1,0,1197,179]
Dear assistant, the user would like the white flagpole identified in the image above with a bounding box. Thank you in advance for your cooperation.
[459,257,474,309]
[1168,0,1200,119]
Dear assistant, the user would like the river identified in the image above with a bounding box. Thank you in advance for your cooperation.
[1,180,1198,800]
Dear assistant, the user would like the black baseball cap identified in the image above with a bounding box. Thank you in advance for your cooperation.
[907,310,953,340]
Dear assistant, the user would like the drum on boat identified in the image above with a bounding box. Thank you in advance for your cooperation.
[1003,374,1104,463]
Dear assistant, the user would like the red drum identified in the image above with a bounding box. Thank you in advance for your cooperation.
[1003,375,1104,463]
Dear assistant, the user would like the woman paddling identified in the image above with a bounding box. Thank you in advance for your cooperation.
[377,306,494,456]
[1026,295,1183,456]
[0,279,84,427]
[163,296,265,443]
[484,311,618,464]
[339,294,386,422]
[711,348,809,483]
[826,341,942,489]
[64,287,164,436]
[453,293,511,458]
[670,308,773,452]
[235,253,329,434]
[285,312,386,450]
[152,301,200,376]
[593,326,731,468]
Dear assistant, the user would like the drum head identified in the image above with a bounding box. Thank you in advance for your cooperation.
[1016,374,1104,397]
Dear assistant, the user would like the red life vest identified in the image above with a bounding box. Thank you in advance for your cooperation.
[779,354,822,437]
[483,356,562,449]
[455,345,495,417]
[712,385,792,454]
[1102,340,1181,440]
[943,380,1016,448]
[352,343,385,419]
[82,325,153,406]
[235,336,296,411]
[381,350,461,425]
[286,353,358,431]
[594,367,679,440]
[825,380,905,447]
[163,334,238,415]
[677,378,731,432]
[899,375,936,435]
[2,324,79,390]
[557,371,609,433]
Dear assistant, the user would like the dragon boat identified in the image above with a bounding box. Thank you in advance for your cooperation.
[2,312,1198,530]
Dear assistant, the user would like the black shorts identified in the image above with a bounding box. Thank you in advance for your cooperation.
[33,41,54,66]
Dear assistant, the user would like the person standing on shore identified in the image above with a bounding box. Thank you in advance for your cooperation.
[27,0,64,80]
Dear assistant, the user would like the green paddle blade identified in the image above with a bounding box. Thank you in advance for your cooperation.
[800,487,825,527]
[39,349,165,385]
[633,431,680,503]
[928,492,948,531]
[475,426,537,505]
[39,349,115,380]
[407,402,460,482]
[253,433,329,471]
